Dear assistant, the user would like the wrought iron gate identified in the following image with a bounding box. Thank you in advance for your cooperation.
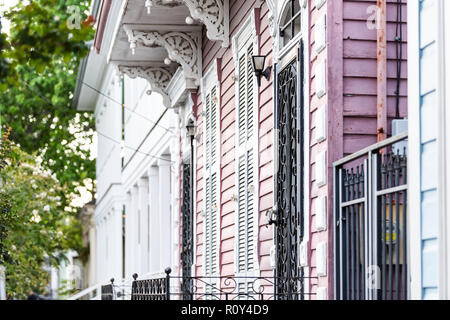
[181,163,194,299]
[334,133,408,300]
[274,42,304,300]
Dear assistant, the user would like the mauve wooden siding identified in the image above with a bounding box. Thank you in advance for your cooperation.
[342,0,408,154]
[309,0,408,298]
[194,1,274,280]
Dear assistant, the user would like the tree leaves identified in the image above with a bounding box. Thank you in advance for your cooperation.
[0,0,96,198]
[0,138,83,299]
[0,1,96,298]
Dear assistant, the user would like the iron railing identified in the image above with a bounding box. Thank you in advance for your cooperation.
[101,282,114,300]
[334,132,408,300]
[103,268,316,300]
[131,272,169,300]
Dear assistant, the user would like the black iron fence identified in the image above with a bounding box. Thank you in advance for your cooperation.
[101,282,114,300]
[334,132,408,300]
[131,272,169,300]
[103,268,316,300]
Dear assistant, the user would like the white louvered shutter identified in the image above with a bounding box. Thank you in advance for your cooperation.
[236,39,257,279]
[204,85,219,279]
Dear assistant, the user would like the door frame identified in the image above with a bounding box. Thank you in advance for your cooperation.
[273,40,306,299]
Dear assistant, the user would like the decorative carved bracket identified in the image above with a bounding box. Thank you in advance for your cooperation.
[124,25,202,83]
[119,65,175,108]
[141,0,229,47]
[182,0,230,47]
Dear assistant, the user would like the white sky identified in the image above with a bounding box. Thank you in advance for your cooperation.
[0,0,19,34]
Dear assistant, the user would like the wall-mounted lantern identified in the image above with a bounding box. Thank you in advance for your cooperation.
[251,55,272,87]
[185,118,197,139]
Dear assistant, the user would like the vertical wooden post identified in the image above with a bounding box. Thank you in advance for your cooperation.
[377,0,388,142]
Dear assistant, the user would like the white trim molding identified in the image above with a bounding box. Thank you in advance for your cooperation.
[445,0,450,298]
[266,0,308,61]
[407,0,421,300]
[436,0,449,300]
[167,67,198,109]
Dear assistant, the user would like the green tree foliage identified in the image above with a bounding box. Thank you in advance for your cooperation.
[0,133,82,299]
[0,1,96,298]
[0,0,96,198]
[0,18,9,88]
[0,129,14,263]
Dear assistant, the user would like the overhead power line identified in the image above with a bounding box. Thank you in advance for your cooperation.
[72,74,175,135]
[18,78,174,164]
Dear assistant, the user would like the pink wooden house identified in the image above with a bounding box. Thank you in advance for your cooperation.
[82,0,408,300]
[187,0,407,300]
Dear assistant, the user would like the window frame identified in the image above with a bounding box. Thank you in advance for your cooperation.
[277,0,306,60]
[231,11,261,281]
[201,60,221,279]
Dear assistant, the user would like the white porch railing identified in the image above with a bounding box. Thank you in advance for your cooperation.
[67,284,102,300]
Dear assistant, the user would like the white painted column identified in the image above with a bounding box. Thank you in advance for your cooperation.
[106,214,111,278]
[100,219,105,283]
[134,185,142,275]
[125,192,132,278]
[104,216,110,279]
[148,167,160,274]
[159,156,172,271]
[0,266,6,300]
[50,266,58,298]
[113,203,123,281]
[108,210,114,280]
[169,117,181,277]
[96,219,104,283]
[138,177,150,275]
[89,219,97,286]
[131,185,139,275]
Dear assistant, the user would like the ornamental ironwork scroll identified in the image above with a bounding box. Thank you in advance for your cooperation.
[124,274,316,300]
[274,42,304,300]
[181,163,194,300]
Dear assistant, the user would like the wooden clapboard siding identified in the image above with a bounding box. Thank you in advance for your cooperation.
[309,0,408,298]
[342,0,408,156]
[194,0,274,280]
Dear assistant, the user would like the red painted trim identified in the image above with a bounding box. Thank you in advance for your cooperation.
[94,0,112,54]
